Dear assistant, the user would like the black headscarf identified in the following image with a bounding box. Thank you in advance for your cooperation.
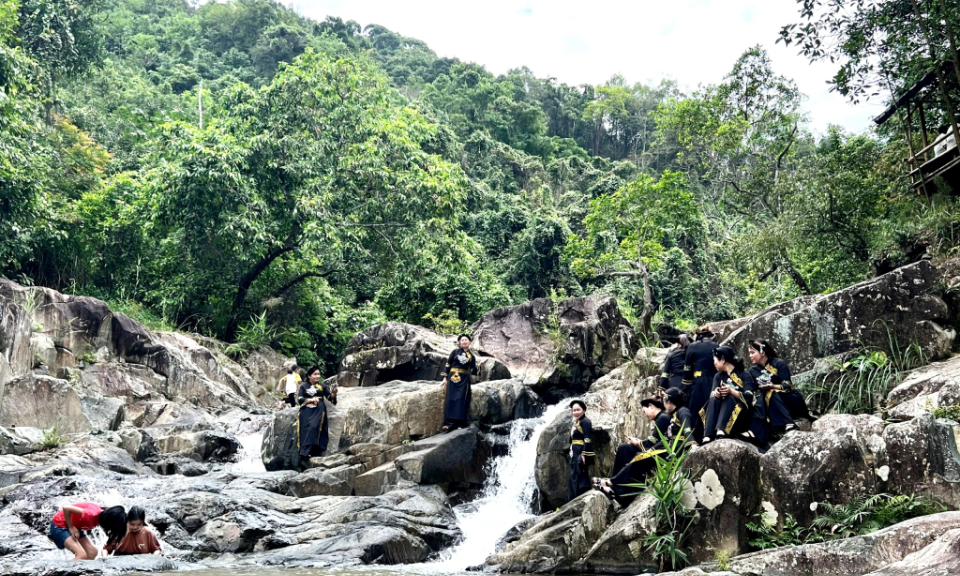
[749,339,778,358]
[713,346,745,371]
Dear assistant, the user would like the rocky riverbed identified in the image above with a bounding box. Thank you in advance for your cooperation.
[4,260,960,576]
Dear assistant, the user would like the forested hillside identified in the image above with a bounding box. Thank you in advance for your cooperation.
[1,0,958,372]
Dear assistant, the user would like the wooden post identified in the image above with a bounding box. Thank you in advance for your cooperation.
[910,0,960,175]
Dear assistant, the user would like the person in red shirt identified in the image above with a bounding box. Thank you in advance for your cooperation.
[103,506,162,556]
[48,503,126,560]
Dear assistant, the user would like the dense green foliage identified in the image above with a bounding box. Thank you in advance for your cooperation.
[2,0,959,371]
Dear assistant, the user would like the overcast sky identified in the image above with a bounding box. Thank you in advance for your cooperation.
[282,0,889,134]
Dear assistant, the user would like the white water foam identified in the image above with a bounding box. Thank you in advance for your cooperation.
[229,431,266,474]
[430,402,569,571]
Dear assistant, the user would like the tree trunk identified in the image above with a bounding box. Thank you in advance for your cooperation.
[638,262,654,340]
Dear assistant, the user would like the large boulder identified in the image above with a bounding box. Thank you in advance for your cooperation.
[760,422,886,527]
[883,413,960,509]
[534,364,658,510]
[684,440,762,563]
[471,296,637,396]
[483,491,616,573]
[576,494,658,574]
[0,427,43,456]
[394,426,489,485]
[337,322,510,387]
[728,512,960,576]
[723,261,955,375]
[261,408,300,471]
[0,375,90,433]
[887,355,960,421]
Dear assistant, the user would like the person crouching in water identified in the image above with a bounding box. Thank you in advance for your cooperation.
[297,366,337,470]
[49,503,126,560]
[567,399,595,502]
[103,506,161,556]
[593,397,670,502]
[701,346,757,444]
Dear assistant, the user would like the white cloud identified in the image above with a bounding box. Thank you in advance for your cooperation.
[289,0,887,133]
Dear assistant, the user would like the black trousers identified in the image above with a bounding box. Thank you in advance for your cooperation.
[703,395,750,437]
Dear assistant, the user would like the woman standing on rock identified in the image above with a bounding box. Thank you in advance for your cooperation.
[660,334,691,391]
[701,347,756,444]
[297,366,337,469]
[439,334,477,432]
[747,339,805,444]
[567,399,595,502]
[682,327,720,442]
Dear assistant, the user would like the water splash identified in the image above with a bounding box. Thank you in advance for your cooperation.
[431,402,568,571]
[229,431,266,474]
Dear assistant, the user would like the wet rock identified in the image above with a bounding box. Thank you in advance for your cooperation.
[883,413,960,509]
[534,409,575,511]
[147,428,241,463]
[338,322,511,388]
[285,468,353,497]
[261,408,300,471]
[193,510,274,553]
[684,440,762,564]
[150,456,210,476]
[0,427,43,456]
[727,511,960,576]
[760,423,886,528]
[867,527,960,576]
[484,491,616,573]
[394,426,489,485]
[471,296,637,395]
[495,517,539,552]
[0,554,182,576]
[576,494,658,574]
[887,355,960,421]
[354,461,404,497]
[724,261,954,375]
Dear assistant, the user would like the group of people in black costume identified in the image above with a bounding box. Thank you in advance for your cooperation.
[569,327,813,504]
[292,334,478,470]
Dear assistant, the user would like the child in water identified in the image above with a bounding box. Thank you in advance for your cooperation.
[49,502,126,560]
[103,506,162,556]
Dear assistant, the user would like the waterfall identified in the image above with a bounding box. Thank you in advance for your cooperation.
[432,402,568,571]
[229,431,266,474]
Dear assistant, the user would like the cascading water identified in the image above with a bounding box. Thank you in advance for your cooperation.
[431,402,568,571]
[228,431,266,474]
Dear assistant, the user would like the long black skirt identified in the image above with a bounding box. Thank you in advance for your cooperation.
[687,374,713,442]
[443,378,472,428]
[703,395,750,438]
[568,450,591,502]
[750,390,794,444]
[298,401,329,457]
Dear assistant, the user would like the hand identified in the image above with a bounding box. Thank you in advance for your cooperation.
[581,453,586,464]
[440,378,447,387]
[629,437,640,447]
[69,526,80,541]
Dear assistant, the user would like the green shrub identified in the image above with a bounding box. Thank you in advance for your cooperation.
[40,425,64,450]
[640,425,698,571]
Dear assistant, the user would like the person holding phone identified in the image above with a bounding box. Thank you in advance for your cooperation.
[748,339,804,444]
[701,346,757,444]
[439,334,478,432]
[297,366,337,470]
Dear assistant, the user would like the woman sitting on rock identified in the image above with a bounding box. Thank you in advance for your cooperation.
[49,503,126,561]
[297,366,337,470]
[439,333,477,432]
[594,397,671,502]
[567,399,595,502]
[748,339,811,428]
[663,387,694,448]
[701,346,757,444]
[660,334,691,391]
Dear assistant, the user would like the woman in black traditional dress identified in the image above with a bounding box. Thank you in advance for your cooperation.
[567,399,595,502]
[682,327,719,441]
[660,334,691,391]
[439,334,477,432]
[297,366,337,469]
[747,339,806,444]
[594,397,670,503]
[663,387,693,448]
[701,347,756,444]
